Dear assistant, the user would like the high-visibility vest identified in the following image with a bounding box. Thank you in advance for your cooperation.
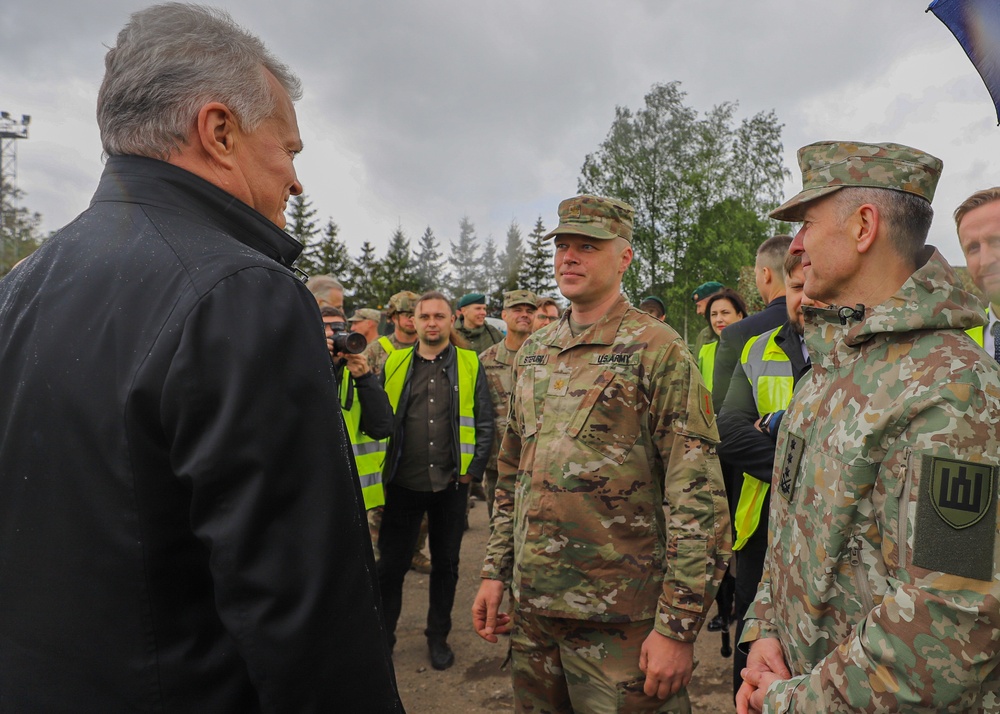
[383,346,480,476]
[733,327,794,551]
[966,306,992,348]
[340,369,386,510]
[378,335,395,353]
[698,339,718,392]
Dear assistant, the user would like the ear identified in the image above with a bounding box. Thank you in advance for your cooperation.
[760,266,773,285]
[855,204,880,255]
[195,102,239,167]
[618,242,634,274]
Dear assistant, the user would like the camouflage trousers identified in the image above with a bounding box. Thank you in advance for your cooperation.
[510,611,691,714]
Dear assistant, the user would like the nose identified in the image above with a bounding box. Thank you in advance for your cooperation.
[290,177,303,196]
[790,228,805,255]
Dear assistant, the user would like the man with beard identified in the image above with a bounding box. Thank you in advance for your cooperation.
[378,291,493,671]
[717,251,824,697]
[363,290,419,375]
[477,289,537,516]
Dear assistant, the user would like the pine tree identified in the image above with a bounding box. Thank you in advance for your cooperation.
[302,219,352,285]
[378,225,416,300]
[350,241,384,309]
[498,220,525,294]
[521,216,556,296]
[446,216,481,300]
[285,194,320,273]
[480,235,501,312]
[413,226,445,294]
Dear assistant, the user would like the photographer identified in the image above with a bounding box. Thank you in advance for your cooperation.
[322,306,394,510]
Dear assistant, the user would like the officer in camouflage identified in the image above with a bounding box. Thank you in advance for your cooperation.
[477,288,537,517]
[363,290,419,376]
[737,141,1000,713]
[473,194,731,712]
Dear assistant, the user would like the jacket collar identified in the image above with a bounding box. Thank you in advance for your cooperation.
[91,155,303,268]
[541,293,630,349]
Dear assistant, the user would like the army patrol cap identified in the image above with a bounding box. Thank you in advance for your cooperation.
[692,281,724,303]
[543,194,635,243]
[348,308,382,323]
[502,289,538,309]
[770,141,943,222]
[387,290,419,316]
[457,292,486,309]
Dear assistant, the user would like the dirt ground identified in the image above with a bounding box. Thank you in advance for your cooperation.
[391,497,735,713]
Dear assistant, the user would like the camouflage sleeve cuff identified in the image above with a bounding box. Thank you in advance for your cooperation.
[738,617,779,650]
[763,674,809,714]
[653,602,702,643]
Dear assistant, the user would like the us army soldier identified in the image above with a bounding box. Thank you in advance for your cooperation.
[473,195,731,712]
[737,141,1000,713]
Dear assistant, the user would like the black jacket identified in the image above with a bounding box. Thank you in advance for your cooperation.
[381,344,493,485]
[712,295,788,411]
[0,156,403,712]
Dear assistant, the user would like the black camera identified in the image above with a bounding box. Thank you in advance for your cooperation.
[328,325,367,355]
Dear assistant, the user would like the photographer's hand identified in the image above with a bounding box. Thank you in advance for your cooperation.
[342,352,371,379]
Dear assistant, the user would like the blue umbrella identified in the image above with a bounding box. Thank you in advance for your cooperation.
[928,0,1000,124]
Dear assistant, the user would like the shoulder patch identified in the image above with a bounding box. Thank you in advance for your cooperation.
[521,354,547,366]
[777,433,804,502]
[913,455,998,581]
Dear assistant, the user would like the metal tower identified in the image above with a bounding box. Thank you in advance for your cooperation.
[0,111,31,232]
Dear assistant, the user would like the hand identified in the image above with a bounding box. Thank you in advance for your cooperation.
[736,637,790,714]
[458,473,472,484]
[472,579,510,643]
[340,352,370,378]
[638,630,693,700]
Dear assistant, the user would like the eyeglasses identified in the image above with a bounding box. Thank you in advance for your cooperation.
[535,314,558,323]
[324,322,347,332]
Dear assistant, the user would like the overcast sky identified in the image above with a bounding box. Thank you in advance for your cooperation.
[3,0,997,270]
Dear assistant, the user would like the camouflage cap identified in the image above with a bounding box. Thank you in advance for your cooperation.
[502,289,538,309]
[387,290,419,316]
[543,194,634,243]
[770,141,943,222]
[348,308,382,323]
[692,281,724,303]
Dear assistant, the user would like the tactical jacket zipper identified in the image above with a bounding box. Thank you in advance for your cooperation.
[849,536,875,615]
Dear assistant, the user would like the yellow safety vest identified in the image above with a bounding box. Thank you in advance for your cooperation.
[698,339,718,392]
[966,306,992,348]
[382,346,480,476]
[733,327,794,551]
[378,335,395,353]
[340,369,386,510]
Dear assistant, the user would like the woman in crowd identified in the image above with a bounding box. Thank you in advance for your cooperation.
[697,288,748,392]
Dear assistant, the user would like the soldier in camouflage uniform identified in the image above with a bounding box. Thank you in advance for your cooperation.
[477,289,537,518]
[363,290,419,376]
[737,141,1000,714]
[473,195,731,713]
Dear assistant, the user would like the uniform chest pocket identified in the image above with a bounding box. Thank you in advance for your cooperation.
[567,368,646,465]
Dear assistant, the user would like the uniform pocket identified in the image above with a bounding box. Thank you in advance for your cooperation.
[569,369,645,465]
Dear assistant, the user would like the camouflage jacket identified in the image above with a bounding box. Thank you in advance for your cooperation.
[362,333,416,376]
[478,339,517,472]
[456,318,503,354]
[481,294,731,641]
[743,248,1000,712]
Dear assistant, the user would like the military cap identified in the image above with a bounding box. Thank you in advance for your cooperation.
[640,295,665,313]
[692,281,724,303]
[770,141,943,222]
[457,292,486,309]
[502,289,538,309]
[348,308,382,323]
[543,194,634,243]
[387,290,419,316]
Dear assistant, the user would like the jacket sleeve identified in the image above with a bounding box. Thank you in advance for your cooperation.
[712,324,742,412]
[651,340,733,641]
[467,364,494,482]
[717,360,776,483]
[481,365,521,583]
[161,268,402,713]
[353,372,394,440]
[759,394,1000,713]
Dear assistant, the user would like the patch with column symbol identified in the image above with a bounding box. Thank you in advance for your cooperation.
[914,455,998,581]
[777,433,804,501]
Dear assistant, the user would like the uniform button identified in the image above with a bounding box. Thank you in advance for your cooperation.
[430,398,434,403]
[429,419,434,424]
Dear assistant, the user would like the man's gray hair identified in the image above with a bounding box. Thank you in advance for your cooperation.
[833,187,933,267]
[97,3,302,159]
[306,275,344,298]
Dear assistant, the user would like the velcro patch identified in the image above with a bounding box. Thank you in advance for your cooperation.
[520,355,548,366]
[913,455,998,581]
[590,353,639,366]
[777,433,804,502]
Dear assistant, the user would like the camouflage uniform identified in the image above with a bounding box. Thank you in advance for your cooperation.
[363,333,416,377]
[456,317,503,354]
[482,293,731,710]
[477,339,515,515]
[742,248,1000,711]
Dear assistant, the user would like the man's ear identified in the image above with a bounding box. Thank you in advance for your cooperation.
[855,204,880,255]
[760,266,773,286]
[195,102,239,167]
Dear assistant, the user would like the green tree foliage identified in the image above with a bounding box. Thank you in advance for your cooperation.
[285,194,320,263]
[578,81,789,340]
[447,216,481,300]
[499,220,525,295]
[413,226,445,294]
[302,219,352,284]
[378,226,416,301]
[479,235,502,312]
[521,216,556,297]
[350,241,383,309]
[0,204,45,277]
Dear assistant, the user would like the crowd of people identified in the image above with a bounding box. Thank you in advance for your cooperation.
[1,3,1000,714]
